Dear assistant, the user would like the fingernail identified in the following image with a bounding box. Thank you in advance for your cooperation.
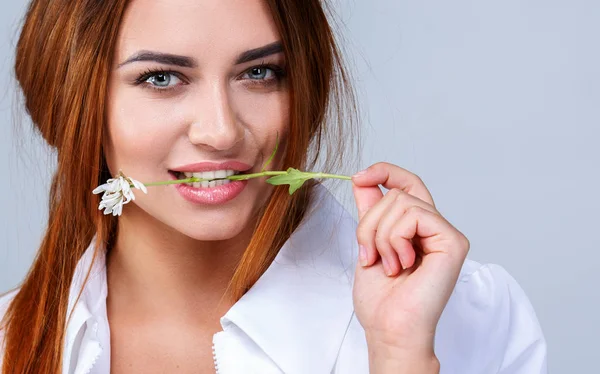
[399,255,407,270]
[352,169,368,179]
[382,257,393,276]
[359,245,368,266]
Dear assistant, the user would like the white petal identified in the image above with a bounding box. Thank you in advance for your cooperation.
[92,184,108,194]
[123,189,135,203]
[118,176,128,188]
[101,192,121,205]
[120,180,133,203]
[107,178,122,193]
[125,186,136,201]
[130,178,148,194]
[112,202,123,216]
[100,195,123,214]
[99,201,115,211]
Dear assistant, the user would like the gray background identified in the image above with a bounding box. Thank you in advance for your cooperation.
[1,1,598,372]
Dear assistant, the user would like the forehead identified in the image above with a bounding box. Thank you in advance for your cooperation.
[115,0,281,64]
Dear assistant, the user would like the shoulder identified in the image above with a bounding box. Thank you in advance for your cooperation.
[435,259,548,373]
[335,260,548,374]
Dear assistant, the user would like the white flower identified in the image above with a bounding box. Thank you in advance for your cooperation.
[92,172,148,216]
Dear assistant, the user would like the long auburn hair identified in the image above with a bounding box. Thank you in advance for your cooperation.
[1,0,359,372]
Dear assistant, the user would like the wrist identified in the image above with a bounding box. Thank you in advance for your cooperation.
[366,335,439,374]
[365,328,436,355]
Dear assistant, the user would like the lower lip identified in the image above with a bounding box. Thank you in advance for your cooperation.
[171,173,248,205]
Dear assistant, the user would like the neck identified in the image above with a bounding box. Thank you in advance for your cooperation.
[106,204,255,323]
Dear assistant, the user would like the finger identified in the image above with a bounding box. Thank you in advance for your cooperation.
[352,162,436,208]
[375,191,439,274]
[373,192,404,276]
[352,180,383,220]
[389,206,469,261]
[355,188,402,268]
[390,207,470,303]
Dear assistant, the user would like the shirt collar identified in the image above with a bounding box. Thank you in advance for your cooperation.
[220,184,358,373]
[66,183,358,373]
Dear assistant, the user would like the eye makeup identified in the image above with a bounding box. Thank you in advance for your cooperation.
[132,62,287,93]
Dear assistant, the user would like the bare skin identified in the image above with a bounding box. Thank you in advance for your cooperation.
[104,0,289,371]
[104,0,469,372]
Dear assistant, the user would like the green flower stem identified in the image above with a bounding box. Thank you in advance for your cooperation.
[142,170,351,187]
[308,172,352,181]
[226,171,287,181]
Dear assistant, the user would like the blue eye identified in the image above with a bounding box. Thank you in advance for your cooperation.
[134,69,185,92]
[245,67,274,80]
[241,64,286,87]
[148,72,178,87]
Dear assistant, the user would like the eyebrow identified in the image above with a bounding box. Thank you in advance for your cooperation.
[235,41,283,64]
[117,41,283,69]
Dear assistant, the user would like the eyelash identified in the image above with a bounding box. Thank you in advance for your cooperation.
[133,63,287,93]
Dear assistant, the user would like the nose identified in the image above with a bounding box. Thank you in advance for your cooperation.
[187,83,244,151]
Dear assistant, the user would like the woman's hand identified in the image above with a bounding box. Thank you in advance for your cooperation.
[351,162,470,373]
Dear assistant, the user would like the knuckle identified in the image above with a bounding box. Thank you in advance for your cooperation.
[450,231,470,257]
[390,233,408,250]
[388,187,402,198]
[374,161,393,173]
[369,162,382,172]
[406,205,422,215]
[355,224,370,243]
[459,233,471,251]
[394,190,409,203]
[412,173,425,185]
[374,232,389,252]
[374,229,386,243]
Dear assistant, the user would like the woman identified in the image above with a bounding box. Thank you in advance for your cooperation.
[0,0,546,373]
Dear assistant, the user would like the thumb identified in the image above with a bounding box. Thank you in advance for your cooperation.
[352,171,383,220]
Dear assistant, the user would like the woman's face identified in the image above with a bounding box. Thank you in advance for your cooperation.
[105,0,289,240]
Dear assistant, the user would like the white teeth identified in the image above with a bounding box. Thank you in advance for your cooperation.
[178,169,239,188]
[193,171,215,181]
[178,170,239,178]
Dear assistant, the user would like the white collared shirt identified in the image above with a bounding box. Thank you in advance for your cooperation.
[0,184,547,373]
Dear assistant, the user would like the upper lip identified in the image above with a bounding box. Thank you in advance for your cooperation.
[170,161,253,173]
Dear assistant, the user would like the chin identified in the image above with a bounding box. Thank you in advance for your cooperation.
[174,217,251,242]
[130,199,256,242]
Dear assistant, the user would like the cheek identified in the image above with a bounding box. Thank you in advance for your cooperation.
[236,90,290,171]
[105,91,181,173]
[236,88,290,136]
